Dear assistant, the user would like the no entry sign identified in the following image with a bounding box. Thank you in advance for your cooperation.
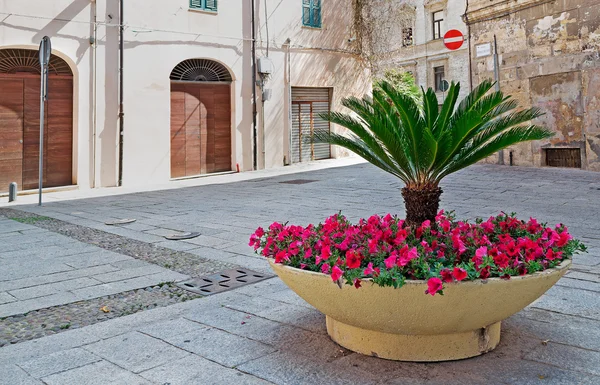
[443,29,464,50]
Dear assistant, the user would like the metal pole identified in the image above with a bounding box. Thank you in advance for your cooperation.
[118,0,124,186]
[39,65,45,206]
[493,35,504,165]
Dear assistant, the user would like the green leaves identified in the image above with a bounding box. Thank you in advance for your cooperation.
[316,79,554,187]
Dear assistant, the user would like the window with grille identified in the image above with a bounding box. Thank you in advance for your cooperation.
[545,148,582,168]
[434,66,445,92]
[402,28,413,47]
[432,10,443,40]
[302,0,322,28]
[190,0,217,12]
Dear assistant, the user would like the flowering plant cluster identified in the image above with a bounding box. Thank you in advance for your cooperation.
[250,212,586,296]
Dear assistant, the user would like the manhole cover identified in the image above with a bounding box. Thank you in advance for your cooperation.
[279,179,318,185]
[105,218,136,225]
[177,268,272,296]
[164,232,201,240]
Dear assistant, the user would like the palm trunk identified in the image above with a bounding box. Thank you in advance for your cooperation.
[401,186,443,228]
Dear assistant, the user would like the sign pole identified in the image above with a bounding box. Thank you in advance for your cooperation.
[493,35,504,165]
[38,36,51,206]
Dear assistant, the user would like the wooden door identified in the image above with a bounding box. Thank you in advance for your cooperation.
[0,78,24,190]
[170,82,231,178]
[21,76,73,190]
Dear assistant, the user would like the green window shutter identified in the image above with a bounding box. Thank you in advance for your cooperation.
[190,0,202,9]
[312,0,321,28]
[302,0,311,26]
[205,0,217,11]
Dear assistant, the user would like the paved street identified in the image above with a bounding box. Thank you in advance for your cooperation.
[1,160,599,384]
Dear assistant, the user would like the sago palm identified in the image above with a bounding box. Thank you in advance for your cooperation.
[316,80,553,227]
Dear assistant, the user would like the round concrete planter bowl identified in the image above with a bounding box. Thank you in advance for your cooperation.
[268,258,571,362]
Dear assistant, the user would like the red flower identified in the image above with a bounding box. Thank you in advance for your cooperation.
[452,267,467,281]
[354,279,362,289]
[384,253,397,269]
[479,266,491,279]
[345,250,362,269]
[426,277,443,296]
[554,231,572,248]
[440,269,453,283]
[331,266,343,282]
[493,254,510,268]
[321,264,330,274]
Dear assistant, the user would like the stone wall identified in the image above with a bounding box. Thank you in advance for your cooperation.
[466,0,600,171]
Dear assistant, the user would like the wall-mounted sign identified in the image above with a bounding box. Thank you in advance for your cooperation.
[476,43,492,57]
[443,29,464,50]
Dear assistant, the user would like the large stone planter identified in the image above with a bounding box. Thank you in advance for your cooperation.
[268,258,570,362]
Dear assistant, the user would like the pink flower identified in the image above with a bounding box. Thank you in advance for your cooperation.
[321,264,330,274]
[475,246,488,259]
[554,231,572,248]
[304,249,313,259]
[363,262,375,276]
[384,254,397,269]
[300,263,307,269]
[452,267,467,281]
[331,265,343,282]
[426,277,443,296]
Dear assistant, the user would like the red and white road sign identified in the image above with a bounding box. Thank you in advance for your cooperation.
[443,29,464,50]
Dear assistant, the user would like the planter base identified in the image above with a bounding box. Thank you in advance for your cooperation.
[326,316,501,362]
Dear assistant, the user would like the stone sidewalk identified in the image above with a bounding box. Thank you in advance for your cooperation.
[1,162,599,384]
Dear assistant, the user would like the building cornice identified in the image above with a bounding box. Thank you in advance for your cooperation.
[464,0,555,24]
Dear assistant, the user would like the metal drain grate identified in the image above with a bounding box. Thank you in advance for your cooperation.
[279,179,318,185]
[177,268,272,296]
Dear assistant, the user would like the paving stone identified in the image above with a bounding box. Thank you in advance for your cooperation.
[41,360,152,385]
[532,285,600,320]
[163,325,276,368]
[137,317,206,341]
[139,353,272,385]
[8,277,101,300]
[83,331,189,373]
[55,250,131,269]
[524,342,600,376]
[0,264,120,293]
[237,350,382,385]
[0,292,17,305]
[0,327,101,365]
[556,277,600,292]
[0,291,80,318]
[0,364,42,385]
[92,265,168,283]
[16,347,101,378]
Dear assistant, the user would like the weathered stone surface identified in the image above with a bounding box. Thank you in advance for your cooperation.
[83,332,189,373]
[16,347,101,378]
[41,360,152,385]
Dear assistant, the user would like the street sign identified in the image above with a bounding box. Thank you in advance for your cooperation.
[476,42,492,57]
[38,36,51,206]
[443,29,464,50]
[439,79,450,92]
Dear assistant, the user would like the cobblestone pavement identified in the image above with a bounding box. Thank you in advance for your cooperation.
[1,162,599,384]
[0,284,201,347]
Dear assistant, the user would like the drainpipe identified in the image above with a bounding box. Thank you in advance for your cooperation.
[285,38,292,165]
[118,0,124,186]
[464,0,473,91]
[251,0,258,170]
[92,1,98,187]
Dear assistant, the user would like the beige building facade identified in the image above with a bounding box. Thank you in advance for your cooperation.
[466,0,600,171]
[0,0,370,193]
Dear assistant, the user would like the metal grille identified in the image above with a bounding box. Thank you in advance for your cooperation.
[0,49,72,75]
[545,148,581,168]
[291,87,331,163]
[177,268,271,295]
[170,59,232,82]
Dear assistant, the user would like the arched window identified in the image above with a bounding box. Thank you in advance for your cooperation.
[170,59,231,82]
[0,48,72,75]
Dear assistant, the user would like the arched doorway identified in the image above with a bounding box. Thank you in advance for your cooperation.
[169,59,232,178]
[0,48,73,192]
